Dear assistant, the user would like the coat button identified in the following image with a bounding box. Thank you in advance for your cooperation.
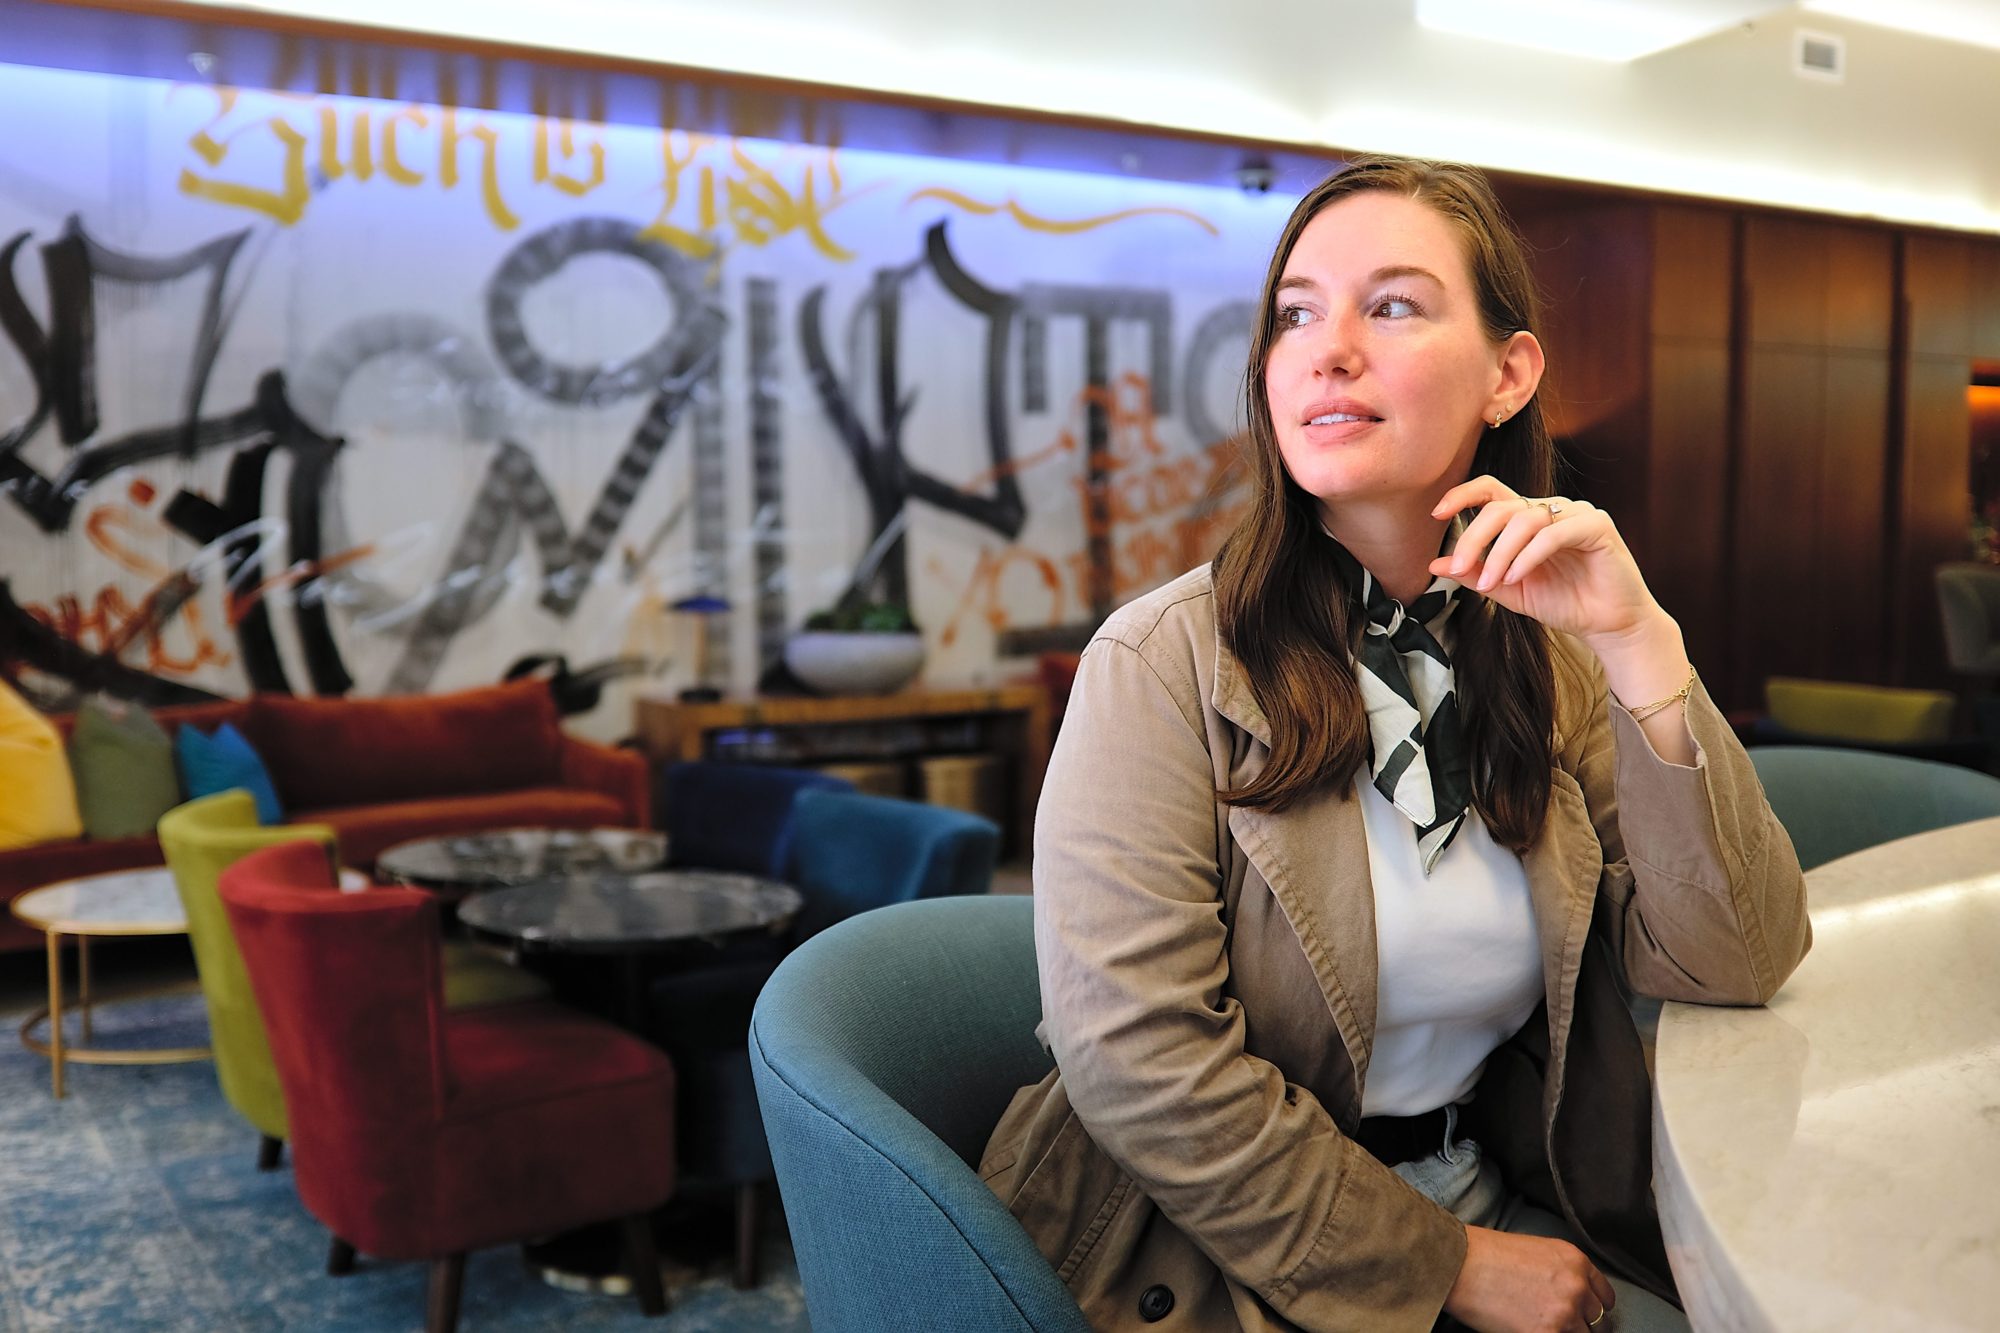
[1138,1284,1175,1322]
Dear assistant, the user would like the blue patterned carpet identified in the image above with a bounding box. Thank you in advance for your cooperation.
[0,984,811,1332]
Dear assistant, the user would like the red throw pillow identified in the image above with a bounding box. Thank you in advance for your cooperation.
[249,680,563,811]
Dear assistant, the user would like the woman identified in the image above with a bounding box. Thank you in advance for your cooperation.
[979,156,1809,1333]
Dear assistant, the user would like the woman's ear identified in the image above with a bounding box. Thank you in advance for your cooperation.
[1491,330,1546,417]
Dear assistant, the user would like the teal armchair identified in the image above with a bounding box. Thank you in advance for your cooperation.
[749,896,1088,1332]
[1749,745,2000,869]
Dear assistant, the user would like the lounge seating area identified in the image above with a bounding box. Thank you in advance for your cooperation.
[1,680,648,953]
[0,694,1009,1329]
[7,2,2000,1327]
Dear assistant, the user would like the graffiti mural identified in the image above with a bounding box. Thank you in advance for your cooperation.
[0,63,1292,735]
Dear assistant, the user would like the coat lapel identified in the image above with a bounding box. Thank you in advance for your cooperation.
[1209,629,1608,1123]
[1518,769,1606,1106]
[1212,635,1380,1115]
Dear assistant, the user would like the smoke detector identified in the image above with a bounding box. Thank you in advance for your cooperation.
[1794,28,1846,81]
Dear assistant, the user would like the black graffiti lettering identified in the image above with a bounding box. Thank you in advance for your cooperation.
[384,217,726,692]
[3,218,254,533]
[746,275,787,670]
[798,222,1026,610]
[1018,278,1174,621]
[0,232,52,471]
[1181,300,1255,451]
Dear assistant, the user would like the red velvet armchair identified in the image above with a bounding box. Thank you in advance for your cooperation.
[217,840,678,1332]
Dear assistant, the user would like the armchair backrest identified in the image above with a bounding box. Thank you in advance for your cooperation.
[782,789,1000,941]
[659,761,853,876]
[156,789,339,1138]
[749,895,1085,1333]
[218,840,446,1135]
[1750,745,2000,869]
[1937,562,2000,675]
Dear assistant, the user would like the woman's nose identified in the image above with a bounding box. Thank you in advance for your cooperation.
[1310,312,1361,378]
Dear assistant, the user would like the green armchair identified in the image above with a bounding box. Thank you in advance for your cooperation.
[157,790,548,1168]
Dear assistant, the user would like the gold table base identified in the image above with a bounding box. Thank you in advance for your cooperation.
[21,931,209,1098]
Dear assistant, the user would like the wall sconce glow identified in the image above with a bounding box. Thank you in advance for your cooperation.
[1415,0,1786,61]
[1800,0,2000,52]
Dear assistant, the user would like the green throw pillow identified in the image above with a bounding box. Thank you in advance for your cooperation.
[68,696,182,839]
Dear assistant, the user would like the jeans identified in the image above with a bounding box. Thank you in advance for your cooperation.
[1393,1108,1690,1333]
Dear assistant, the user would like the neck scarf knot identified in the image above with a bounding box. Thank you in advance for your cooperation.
[1329,539,1471,875]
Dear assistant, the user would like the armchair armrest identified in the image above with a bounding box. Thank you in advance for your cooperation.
[558,736,650,828]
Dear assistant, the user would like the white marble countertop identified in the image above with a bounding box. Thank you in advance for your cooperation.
[1654,815,2000,1332]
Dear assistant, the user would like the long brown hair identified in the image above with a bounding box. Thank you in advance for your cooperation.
[1213,155,1566,851]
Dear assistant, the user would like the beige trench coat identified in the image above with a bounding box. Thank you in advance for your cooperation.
[980,566,1810,1331]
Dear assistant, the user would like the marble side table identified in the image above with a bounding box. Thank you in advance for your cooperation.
[1654,815,2000,1331]
[11,867,209,1098]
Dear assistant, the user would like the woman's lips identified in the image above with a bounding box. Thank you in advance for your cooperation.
[1300,413,1382,442]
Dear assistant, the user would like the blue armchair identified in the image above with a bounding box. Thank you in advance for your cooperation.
[646,788,1002,1286]
[656,761,853,876]
[750,895,1088,1333]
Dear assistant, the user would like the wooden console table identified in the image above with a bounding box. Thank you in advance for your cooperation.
[633,685,1052,859]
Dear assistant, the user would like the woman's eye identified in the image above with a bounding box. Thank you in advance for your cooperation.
[1276,303,1317,330]
[1372,295,1422,318]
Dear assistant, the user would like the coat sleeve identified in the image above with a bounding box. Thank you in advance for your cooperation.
[1035,630,1467,1331]
[1562,644,1811,1004]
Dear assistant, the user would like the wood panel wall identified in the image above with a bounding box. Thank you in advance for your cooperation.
[1499,182,2000,716]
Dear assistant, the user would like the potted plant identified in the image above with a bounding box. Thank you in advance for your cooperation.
[783,595,926,695]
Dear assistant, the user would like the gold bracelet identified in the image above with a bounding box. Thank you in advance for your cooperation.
[1624,664,1697,722]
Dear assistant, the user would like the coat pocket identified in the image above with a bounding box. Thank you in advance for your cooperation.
[981,1068,1139,1283]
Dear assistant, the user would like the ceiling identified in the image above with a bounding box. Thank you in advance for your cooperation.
[1,0,1996,230]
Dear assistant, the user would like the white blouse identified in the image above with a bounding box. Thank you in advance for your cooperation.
[1354,775,1544,1118]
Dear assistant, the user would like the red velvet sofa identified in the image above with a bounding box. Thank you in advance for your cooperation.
[0,679,648,953]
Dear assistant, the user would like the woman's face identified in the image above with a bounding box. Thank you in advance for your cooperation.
[1263,191,1520,520]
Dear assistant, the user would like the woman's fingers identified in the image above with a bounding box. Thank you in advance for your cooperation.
[1442,498,1528,579]
[1431,473,1516,518]
[1467,504,1557,590]
[1499,504,1603,585]
[1587,1264,1618,1321]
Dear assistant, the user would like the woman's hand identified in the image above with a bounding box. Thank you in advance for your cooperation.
[1444,1225,1616,1332]
[1427,475,1655,647]
[1429,474,1697,763]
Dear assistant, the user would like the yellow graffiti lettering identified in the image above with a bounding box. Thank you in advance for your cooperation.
[316,103,374,183]
[381,106,428,185]
[906,187,1219,237]
[640,131,719,258]
[643,134,868,262]
[533,117,606,197]
[438,108,520,231]
[724,143,860,262]
[176,86,312,226]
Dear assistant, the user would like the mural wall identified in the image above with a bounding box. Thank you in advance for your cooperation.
[0,62,1298,736]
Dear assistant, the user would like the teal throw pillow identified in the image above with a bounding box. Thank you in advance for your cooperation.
[67,696,182,839]
[175,722,284,824]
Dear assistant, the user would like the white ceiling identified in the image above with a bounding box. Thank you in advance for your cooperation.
[173,0,2000,231]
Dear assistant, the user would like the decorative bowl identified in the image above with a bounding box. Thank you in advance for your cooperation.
[783,631,926,695]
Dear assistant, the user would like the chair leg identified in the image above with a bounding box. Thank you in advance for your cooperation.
[425,1253,466,1333]
[733,1182,761,1289]
[619,1213,667,1316]
[327,1237,356,1276]
[256,1136,284,1171]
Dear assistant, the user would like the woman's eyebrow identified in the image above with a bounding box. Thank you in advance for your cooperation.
[1369,264,1444,286]
[1275,266,1445,295]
